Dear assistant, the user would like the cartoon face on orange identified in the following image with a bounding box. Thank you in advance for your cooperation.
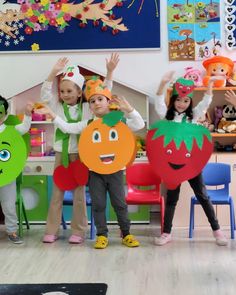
[78,111,137,174]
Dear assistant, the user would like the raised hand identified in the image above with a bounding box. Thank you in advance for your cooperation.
[156,71,175,95]
[47,57,69,81]
[106,53,120,80]
[110,95,133,113]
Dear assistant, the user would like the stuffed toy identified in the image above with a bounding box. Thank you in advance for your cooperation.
[217,104,236,133]
[213,106,223,130]
[197,112,214,132]
[183,67,203,87]
[202,56,234,87]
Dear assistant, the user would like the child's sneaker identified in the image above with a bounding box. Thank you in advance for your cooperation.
[122,234,140,247]
[154,233,172,246]
[213,229,228,246]
[42,234,58,243]
[94,236,108,249]
[68,235,84,244]
[8,233,23,244]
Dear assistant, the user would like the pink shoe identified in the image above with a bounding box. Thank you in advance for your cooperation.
[68,235,84,244]
[43,234,58,243]
[213,229,228,246]
[154,233,172,246]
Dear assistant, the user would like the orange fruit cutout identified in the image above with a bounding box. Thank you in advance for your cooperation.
[78,112,137,174]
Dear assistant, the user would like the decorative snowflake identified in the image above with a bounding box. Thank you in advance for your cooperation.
[14,39,19,45]
[4,40,10,46]
[19,35,25,41]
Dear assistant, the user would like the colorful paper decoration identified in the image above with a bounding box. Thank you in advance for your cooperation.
[0,126,27,187]
[78,111,137,174]
[0,0,160,52]
[53,159,89,191]
[146,120,213,189]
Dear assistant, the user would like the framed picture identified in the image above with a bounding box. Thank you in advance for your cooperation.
[0,0,160,52]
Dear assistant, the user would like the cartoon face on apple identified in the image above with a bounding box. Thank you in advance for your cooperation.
[0,126,27,187]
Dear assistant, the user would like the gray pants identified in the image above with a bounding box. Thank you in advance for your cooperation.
[0,181,18,233]
[88,170,130,237]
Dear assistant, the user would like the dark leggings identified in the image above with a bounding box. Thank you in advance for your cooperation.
[163,173,220,233]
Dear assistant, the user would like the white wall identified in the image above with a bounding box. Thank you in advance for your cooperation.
[0,1,236,99]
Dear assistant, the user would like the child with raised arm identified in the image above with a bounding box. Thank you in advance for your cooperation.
[38,78,145,249]
[152,72,228,246]
[0,95,33,244]
[41,54,119,244]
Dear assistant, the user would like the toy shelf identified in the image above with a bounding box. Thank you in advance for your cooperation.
[211,133,236,138]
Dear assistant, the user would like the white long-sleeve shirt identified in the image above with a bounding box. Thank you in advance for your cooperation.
[153,93,212,123]
[53,109,145,134]
[40,79,113,153]
[0,115,31,135]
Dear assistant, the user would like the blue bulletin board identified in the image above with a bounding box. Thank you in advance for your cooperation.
[0,0,160,52]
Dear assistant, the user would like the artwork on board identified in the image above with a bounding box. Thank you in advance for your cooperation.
[0,0,160,52]
[224,0,236,50]
[167,0,221,61]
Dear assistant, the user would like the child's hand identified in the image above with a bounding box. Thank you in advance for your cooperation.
[106,53,120,76]
[48,57,69,81]
[52,57,69,74]
[25,102,34,116]
[110,95,133,113]
[36,105,56,120]
[225,89,236,107]
[161,71,175,85]
[156,71,175,95]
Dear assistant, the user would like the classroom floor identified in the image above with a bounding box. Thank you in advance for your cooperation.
[0,219,236,295]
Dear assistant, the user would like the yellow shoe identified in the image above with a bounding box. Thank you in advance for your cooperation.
[94,236,108,249]
[122,234,140,247]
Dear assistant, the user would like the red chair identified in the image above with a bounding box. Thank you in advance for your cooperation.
[125,162,164,233]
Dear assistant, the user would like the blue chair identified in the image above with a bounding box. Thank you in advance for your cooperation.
[61,187,96,240]
[189,162,235,239]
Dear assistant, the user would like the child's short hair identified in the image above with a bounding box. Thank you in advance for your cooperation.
[0,95,9,113]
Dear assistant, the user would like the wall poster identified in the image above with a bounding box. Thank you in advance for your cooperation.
[167,0,221,61]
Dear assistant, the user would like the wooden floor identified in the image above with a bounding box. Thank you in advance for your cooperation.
[0,223,236,295]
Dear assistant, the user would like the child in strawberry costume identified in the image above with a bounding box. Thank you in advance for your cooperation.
[150,72,227,246]
[41,54,119,244]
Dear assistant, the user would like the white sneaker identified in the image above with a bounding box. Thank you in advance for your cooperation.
[154,233,172,246]
[213,229,228,246]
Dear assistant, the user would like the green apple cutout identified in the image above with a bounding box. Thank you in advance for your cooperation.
[0,126,27,187]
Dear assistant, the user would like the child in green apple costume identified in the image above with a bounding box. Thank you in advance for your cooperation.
[0,95,32,244]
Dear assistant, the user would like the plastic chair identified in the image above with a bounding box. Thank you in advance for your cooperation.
[189,162,235,239]
[125,162,165,233]
[61,187,96,240]
[16,174,30,238]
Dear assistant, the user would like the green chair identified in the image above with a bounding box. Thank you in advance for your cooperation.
[16,174,30,238]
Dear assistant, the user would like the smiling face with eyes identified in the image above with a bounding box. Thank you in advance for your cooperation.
[0,126,27,187]
[78,117,136,174]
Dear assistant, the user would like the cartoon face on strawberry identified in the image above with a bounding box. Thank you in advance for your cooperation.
[173,78,195,98]
[146,120,213,189]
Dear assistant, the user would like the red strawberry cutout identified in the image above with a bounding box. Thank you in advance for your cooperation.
[175,81,195,97]
[146,120,213,189]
